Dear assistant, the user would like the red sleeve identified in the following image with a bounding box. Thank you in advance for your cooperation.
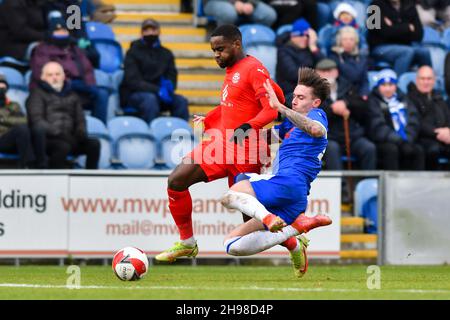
[204,105,222,131]
[246,67,285,128]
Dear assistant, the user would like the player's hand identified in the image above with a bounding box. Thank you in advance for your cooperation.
[193,115,205,125]
[263,79,282,111]
[230,123,252,146]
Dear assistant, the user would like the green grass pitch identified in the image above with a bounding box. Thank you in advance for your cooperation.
[0,265,449,300]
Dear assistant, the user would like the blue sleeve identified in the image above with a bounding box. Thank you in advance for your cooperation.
[308,109,328,130]
[274,118,294,139]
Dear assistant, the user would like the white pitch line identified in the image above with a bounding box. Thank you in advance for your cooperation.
[0,283,449,295]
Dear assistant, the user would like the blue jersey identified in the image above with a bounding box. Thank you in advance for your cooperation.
[274,108,328,182]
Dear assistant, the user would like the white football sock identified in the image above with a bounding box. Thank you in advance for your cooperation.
[224,225,298,256]
[221,190,271,222]
[181,236,196,247]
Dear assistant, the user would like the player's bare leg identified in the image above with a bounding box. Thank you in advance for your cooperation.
[155,158,208,262]
[221,179,287,232]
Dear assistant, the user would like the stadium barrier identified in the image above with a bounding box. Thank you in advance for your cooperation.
[0,170,341,260]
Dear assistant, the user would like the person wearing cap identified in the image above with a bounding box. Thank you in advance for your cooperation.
[29,17,109,124]
[406,66,450,170]
[0,74,44,169]
[276,18,323,105]
[316,58,376,170]
[367,0,431,76]
[203,0,277,27]
[120,19,189,124]
[367,69,425,170]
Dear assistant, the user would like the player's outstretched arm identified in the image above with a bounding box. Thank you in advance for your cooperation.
[263,80,326,138]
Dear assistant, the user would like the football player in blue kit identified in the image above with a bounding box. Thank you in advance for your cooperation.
[220,67,333,278]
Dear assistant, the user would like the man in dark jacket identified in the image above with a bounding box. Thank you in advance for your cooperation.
[407,66,450,169]
[315,59,376,170]
[368,69,425,170]
[367,0,431,75]
[276,18,323,105]
[26,61,100,169]
[0,75,44,168]
[30,17,109,124]
[120,19,189,123]
[0,0,47,61]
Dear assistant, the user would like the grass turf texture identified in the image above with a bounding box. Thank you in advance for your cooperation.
[0,265,449,299]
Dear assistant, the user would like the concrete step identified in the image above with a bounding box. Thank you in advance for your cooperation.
[104,0,180,12]
[114,26,206,43]
[341,234,377,250]
[178,74,223,90]
[341,217,364,234]
[340,250,378,259]
[121,41,212,58]
[176,89,221,105]
[175,58,222,73]
[188,105,216,116]
[114,12,193,25]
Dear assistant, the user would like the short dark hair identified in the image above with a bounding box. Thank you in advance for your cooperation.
[210,24,242,42]
[298,67,330,103]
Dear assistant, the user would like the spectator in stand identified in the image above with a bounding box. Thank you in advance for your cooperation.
[0,0,47,62]
[203,0,277,27]
[416,0,450,31]
[329,26,370,99]
[26,61,100,169]
[29,17,109,124]
[367,0,432,76]
[266,0,318,30]
[368,69,425,170]
[276,18,323,105]
[0,75,45,169]
[315,59,376,170]
[120,19,189,124]
[407,66,450,169]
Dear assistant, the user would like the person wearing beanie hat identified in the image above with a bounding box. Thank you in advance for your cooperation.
[276,18,324,102]
[316,58,377,171]
[29,16,109,124]
[333,2,359,28]
[368,68,425,170]
[0,74,44,169]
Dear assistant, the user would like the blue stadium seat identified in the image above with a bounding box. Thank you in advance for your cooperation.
[239,24,277,78]
[85,115,113,169]
[317,24,335,56]
[354,178,378,234]
[0,56,29,68]
[6,89,29,115]
[368,71,378,91]
[441,27,450,50]
[86,21,116,41]
[94,69,112,90]
[317,2,332,29]
[111,69,124,91]
[107,116,157,169]
[276,24,292,36]
[240,24,276,47]
[149,116,193,141]
[397,72,445,95]
[0,67,26,90]
[93,40,123,74]
[422,26,442,46]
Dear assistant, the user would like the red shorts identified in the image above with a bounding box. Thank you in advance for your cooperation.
[186,140,262,187]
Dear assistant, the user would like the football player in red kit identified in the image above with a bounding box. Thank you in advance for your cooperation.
[155,24,296,262]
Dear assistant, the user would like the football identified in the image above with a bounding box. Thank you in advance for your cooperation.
[112,247,149,281]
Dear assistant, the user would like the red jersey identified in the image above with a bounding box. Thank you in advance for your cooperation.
[204,55,284,132]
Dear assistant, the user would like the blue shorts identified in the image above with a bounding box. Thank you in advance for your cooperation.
[236,173,310,224]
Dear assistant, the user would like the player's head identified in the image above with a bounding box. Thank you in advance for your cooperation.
[292,67,330,114]
[210,24,243,69]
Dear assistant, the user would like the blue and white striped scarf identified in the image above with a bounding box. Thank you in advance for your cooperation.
[384,94,408,141]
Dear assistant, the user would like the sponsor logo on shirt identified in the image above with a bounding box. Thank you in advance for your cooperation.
[232,72,240,84]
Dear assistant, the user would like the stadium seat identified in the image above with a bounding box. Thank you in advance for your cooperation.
[0,67,26,90]
[0,56,29,68]
[317,24,335,56]
[150,116,193,141]
[86,21,116,41]
[93,40,124,74]
[107,116,157,169]
[441,27,450,50]
[85,115,113,169]
[317,2,332,29]
[397,72,445,95]
[111,69,124,91]
[422,26,442,46]
[6,89,29,115]
[94,69,112,90]
[354,178,378,234]
[368,71,378,91]
[276,24,292,36]
[239,24,277,78]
